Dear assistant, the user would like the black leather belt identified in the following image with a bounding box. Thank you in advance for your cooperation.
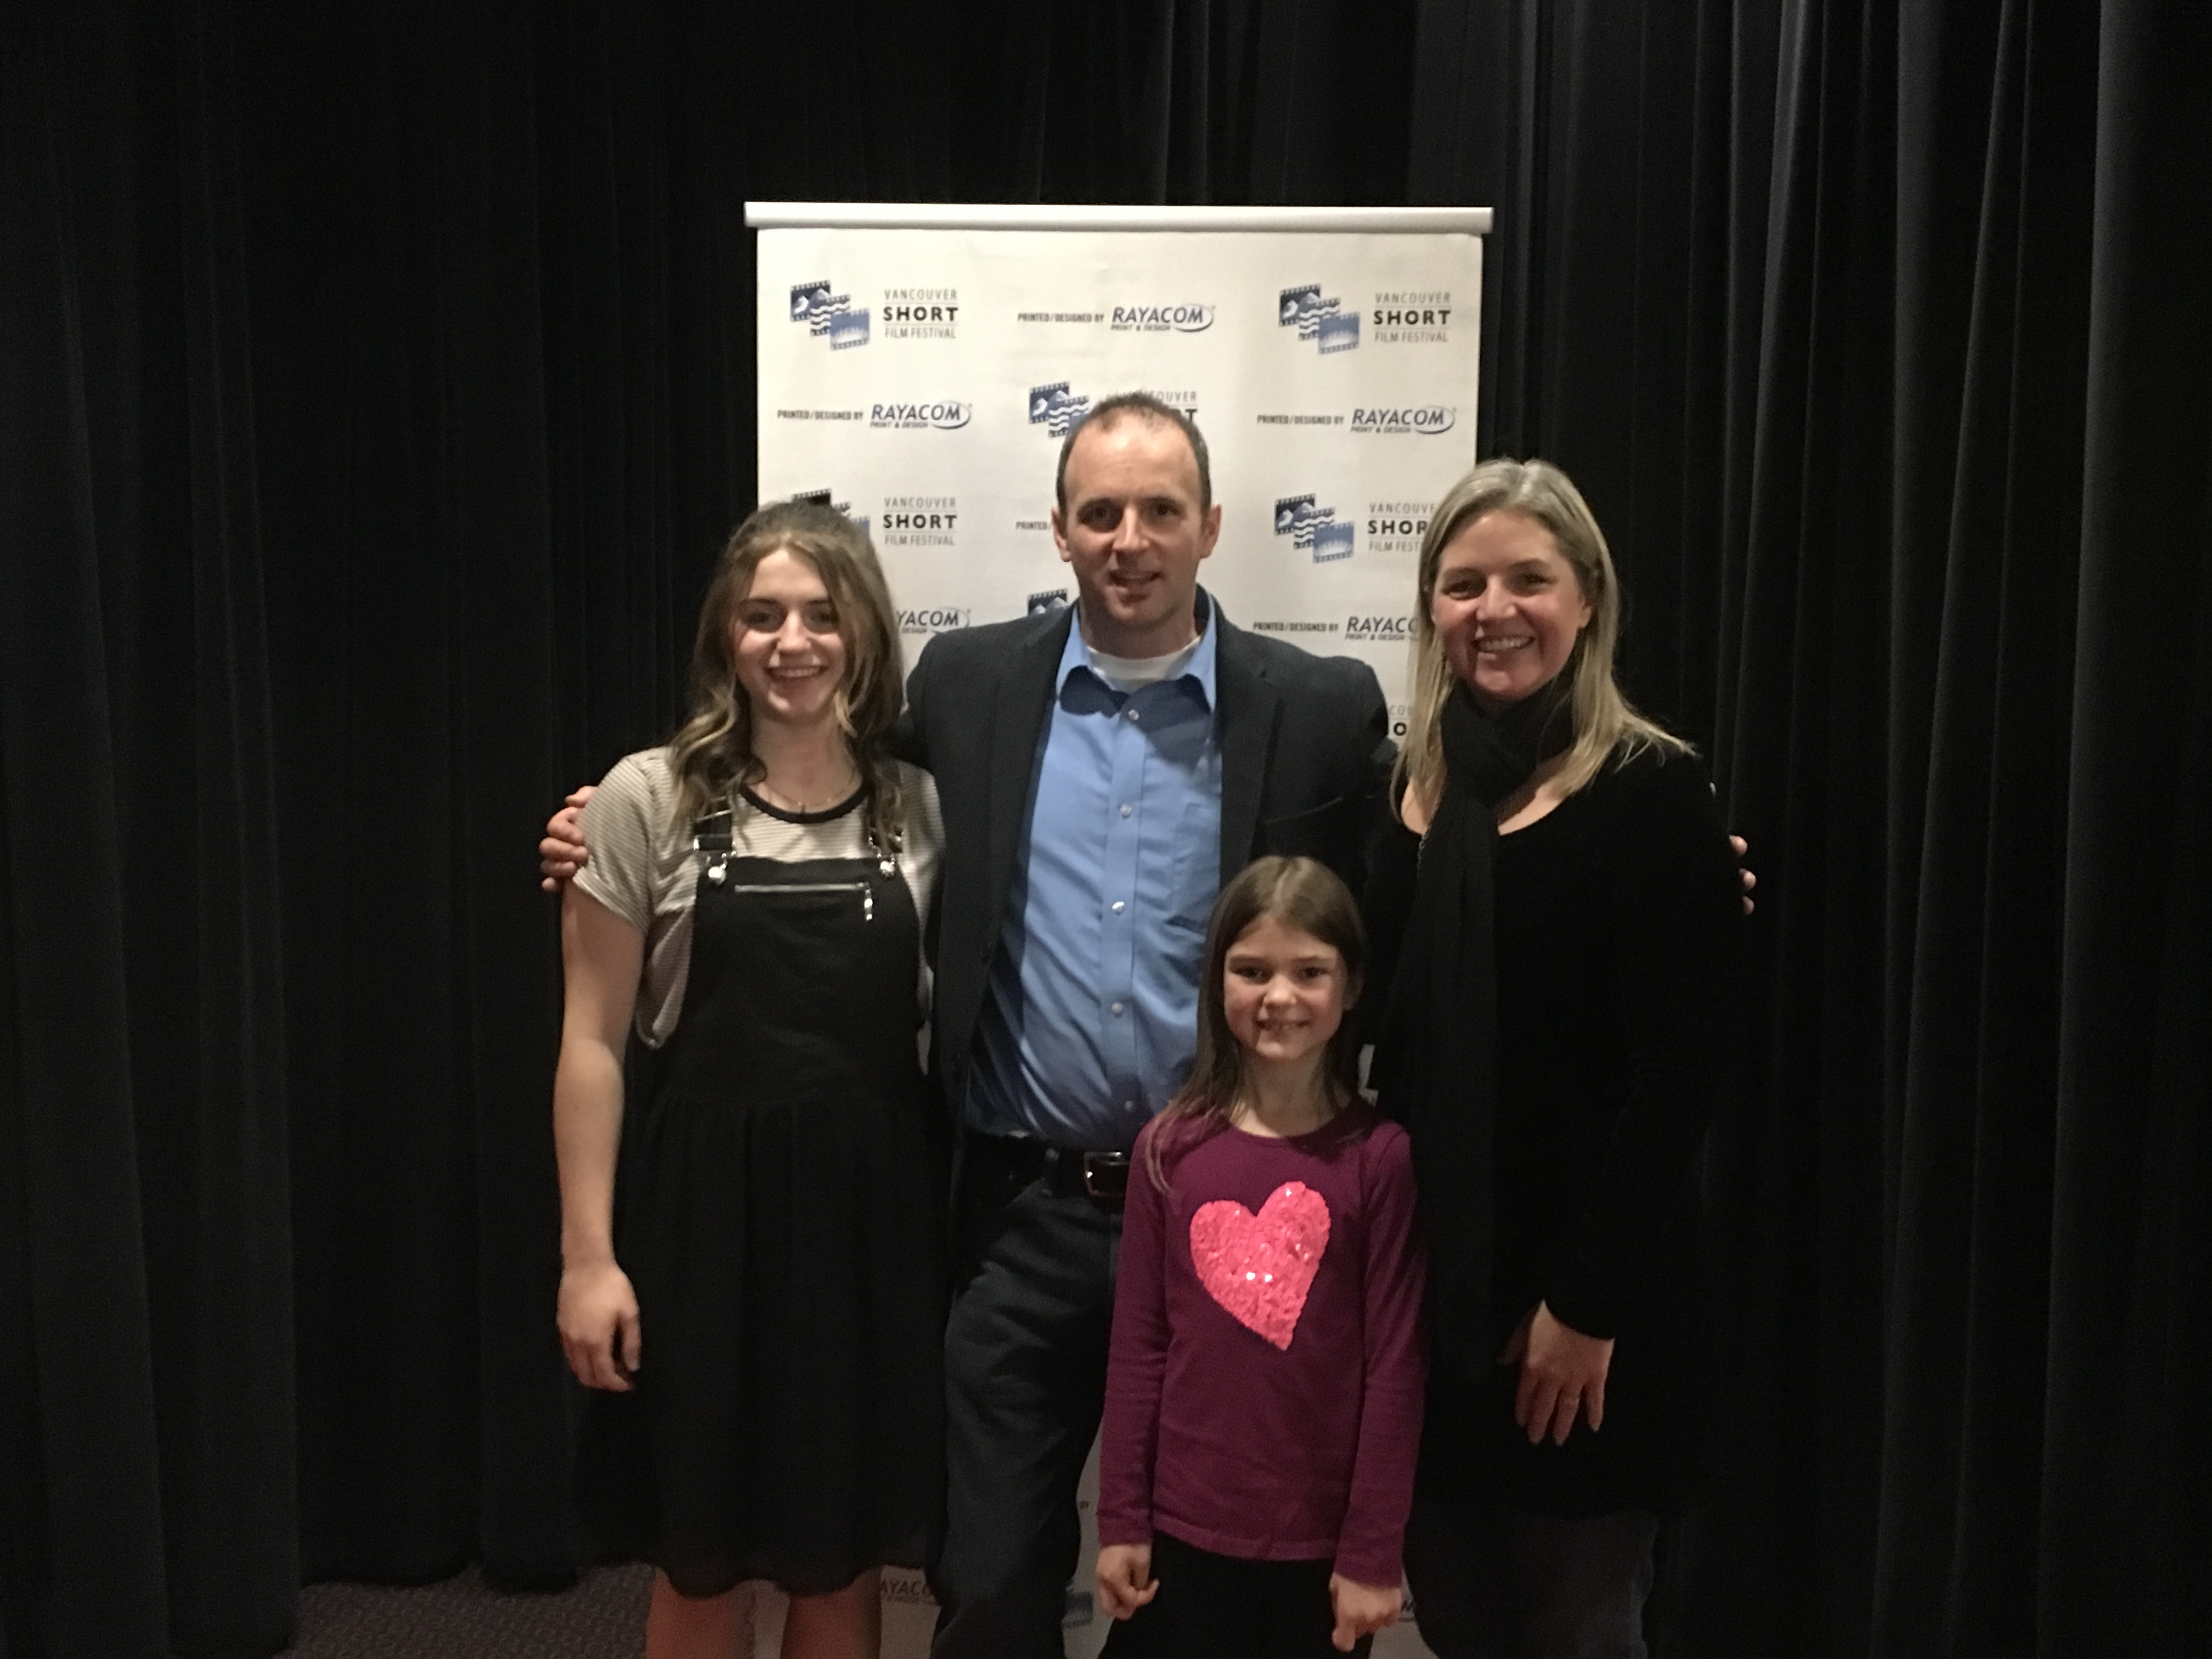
[968,1133,1131,1208]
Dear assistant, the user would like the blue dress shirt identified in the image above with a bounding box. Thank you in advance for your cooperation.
[964,599,1224,1149]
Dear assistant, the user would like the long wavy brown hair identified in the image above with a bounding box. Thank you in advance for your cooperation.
[1145,856,1370,1191]
[667,499,906,849]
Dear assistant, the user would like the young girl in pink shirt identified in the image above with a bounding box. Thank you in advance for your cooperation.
[1095,856,1427,1657]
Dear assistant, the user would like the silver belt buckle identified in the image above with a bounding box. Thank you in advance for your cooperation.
[1080,1150,1130,1199]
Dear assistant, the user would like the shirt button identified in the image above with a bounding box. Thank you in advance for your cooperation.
[1111,900,1125,913]
[1122,1100,1135,1111]
[1110,1001,1125,1015]
[1126,709,1141,721]
[1119,804,1132,817]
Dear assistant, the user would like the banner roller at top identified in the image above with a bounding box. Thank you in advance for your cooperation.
[748,202,1492,722]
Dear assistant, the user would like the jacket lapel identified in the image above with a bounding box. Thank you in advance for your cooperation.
[1212,616,1281,888]
[983,608,1073,919]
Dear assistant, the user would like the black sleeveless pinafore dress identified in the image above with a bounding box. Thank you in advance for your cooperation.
[587,798,945,1598]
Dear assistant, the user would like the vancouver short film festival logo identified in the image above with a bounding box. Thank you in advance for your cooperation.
[790,280,869,349]
[1274,494,1354,563]
[879,496,958,546]
[1028,382,1092,437]
[1365,500,1432,560]
[1278,284,1359,354]
[881,288,957,339]
[792,487,867,534]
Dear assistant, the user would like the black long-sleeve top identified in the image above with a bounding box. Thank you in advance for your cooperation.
[1375,744,1742,1514]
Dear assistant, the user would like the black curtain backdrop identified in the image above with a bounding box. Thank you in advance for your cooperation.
[2,2,2205,1655]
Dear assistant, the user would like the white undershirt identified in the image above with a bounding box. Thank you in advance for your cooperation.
[1086,634,1203,693]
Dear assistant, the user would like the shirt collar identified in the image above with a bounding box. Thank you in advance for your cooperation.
[1058,588,1220,710]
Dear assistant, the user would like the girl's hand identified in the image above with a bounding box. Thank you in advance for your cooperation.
[1328,1573,1401,1650]
[1094,1543,1157,1621]
[557,1259,641,1391]
[1498,1301,1614,1444]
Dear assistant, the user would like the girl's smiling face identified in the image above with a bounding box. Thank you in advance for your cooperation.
[1222,915,1351,1070]
[729,548,848,728]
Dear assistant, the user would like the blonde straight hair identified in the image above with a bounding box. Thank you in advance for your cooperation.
[668,500,907,850]
[1394,458,1689,817]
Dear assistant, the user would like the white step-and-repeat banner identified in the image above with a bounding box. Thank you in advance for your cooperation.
[753,204,1488,736]
[746,203,1488,1657]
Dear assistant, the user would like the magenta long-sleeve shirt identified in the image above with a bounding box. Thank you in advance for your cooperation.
[1097,1113,1427,1588]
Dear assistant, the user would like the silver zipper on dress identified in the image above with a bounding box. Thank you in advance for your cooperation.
[710,875,874,921]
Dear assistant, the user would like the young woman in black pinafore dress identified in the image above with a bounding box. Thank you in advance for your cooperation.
[554,501,945,1659]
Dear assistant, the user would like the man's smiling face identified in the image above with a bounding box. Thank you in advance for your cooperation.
[1051,415,1221,658]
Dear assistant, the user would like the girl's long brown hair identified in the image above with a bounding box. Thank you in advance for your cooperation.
[1145,856,1369,1191]
[667,499,906,849]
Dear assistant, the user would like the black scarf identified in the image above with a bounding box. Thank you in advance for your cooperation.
[1376,676,1575,1383]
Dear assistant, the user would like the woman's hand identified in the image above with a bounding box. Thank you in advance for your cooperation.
[1094,1543,1157,1621]
[1498,1301,1615,1444]
[1328,1573,1402,1650]
[558,1259,641,1391]
[539,786,596,892]
[1731,832,1757,914]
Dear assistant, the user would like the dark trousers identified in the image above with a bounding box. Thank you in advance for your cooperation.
[1100,1530,1372,1659]
[1403,1496,1657,1659]
[929,1160,1121,1658]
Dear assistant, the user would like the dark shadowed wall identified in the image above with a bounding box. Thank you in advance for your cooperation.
[2,2,2205,1655]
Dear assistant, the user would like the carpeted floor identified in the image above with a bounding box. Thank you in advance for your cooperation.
[280,1565,653,1658]
[277,1565,1437,1657]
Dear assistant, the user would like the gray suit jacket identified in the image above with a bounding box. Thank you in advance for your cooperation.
[900,597,1391,1136]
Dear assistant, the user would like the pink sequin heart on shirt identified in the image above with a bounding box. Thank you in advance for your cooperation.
[1188,1181,1332,1351]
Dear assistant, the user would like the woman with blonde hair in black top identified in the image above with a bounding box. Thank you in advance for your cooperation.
[1369,458,1741,1658]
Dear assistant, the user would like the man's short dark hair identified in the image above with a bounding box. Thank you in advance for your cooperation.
[1054,392,1213,512]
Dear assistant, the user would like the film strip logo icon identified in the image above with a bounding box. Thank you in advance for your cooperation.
[1273,494,1354,563]
[1278,285,1359,354]
[1028,382,1092,437]
[790,280,870,349]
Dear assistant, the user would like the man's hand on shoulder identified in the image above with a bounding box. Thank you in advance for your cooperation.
[540,786,595,893]
[1701,774,1757,915]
